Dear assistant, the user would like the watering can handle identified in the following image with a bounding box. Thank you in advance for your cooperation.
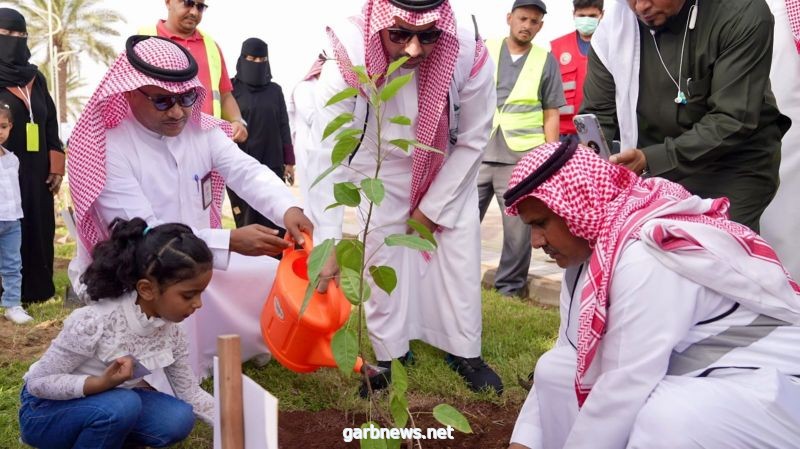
[283,230,314,256]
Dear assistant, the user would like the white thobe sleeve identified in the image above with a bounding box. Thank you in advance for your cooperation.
[510,387,544,448]
[306,58,354,242]
[97,140,232,270]
[563,243,700,448]
[293,81,317,128]
[416,54,496,230]
[206,127,300,227]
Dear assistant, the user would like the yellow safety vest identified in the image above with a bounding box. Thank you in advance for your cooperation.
[487,38,547,152]
[138,25,222,118]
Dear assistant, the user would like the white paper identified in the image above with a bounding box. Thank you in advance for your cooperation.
[213,357,279,449]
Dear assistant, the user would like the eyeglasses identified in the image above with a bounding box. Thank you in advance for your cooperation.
[137,88,199,111]
[0,29,28,38]
[386,27,442,45]
[181,0,209,12]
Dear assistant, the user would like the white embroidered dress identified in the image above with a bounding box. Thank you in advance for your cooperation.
[23,292,214,424]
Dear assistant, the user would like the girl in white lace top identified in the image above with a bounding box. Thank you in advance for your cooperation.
[19,217,216,449]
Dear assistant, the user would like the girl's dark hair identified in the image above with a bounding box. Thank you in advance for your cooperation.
[80,217,214,301]
[574,0,603,10]
[0,102,12,121]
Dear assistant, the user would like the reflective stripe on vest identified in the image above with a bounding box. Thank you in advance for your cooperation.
[486,38,547,152]
[138,25,223,118]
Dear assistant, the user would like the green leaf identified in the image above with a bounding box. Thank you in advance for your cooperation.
[325,87,359,107]
[325,202,343,212]
[360,178,385,206]
[340,267,371,305]
[369,265,397,296]
[334,182,361,207]
[388,138,413,152]
[380,72,414,102]
[322,112,354,140]
[335,128,363,141]
[433,404,472,434]
[299,283,315,319]
[359,422,388,449]
[386,56,409,78]
[390,359,408,395]
[307,238,335,282]
[406,218,437,247]
[331,136,360,165]
[331,328,359,375]
[310,163,339,189]
[300,238,335,317]
[388,115,412,126]
[351,65,371,85]
[386,438,401,449]
[384,234,436,252]
[411,140,445,154]
[389,391,409,428]
[336,239,365,273]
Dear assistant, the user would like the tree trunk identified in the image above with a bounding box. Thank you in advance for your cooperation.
[57,56,68,123]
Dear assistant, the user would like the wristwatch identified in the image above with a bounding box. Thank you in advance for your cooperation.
[234,118,248,128]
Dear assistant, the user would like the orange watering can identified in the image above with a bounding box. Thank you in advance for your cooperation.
[260,232,364,374]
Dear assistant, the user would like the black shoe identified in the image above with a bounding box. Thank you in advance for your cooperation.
[445,354,503,395]
[359,351,414,398]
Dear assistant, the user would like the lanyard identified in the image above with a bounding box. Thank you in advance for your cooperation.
[15,86,34,123]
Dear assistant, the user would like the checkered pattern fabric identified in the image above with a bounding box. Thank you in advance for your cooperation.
[327,0,459,213]
[788,0,800,53]
[506,142,800,406]
[68,37,232,251]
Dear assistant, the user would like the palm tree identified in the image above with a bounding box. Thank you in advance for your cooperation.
[8,0,125,121]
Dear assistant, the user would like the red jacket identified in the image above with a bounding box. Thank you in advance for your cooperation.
[551,32,589,135]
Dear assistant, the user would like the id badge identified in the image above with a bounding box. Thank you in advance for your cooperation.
[201,172,213,210]
[26,123,39,152]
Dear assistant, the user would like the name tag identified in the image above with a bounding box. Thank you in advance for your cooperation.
[201,172,213,210]
[26,123,39,152]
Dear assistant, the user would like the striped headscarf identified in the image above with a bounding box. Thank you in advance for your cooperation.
[326,0,459,212]
[506,142,800,406]
[68,36,231,251]
[788,0,800,53]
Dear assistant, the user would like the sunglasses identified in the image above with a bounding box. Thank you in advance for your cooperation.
[386,27,443,45]
[137,88,199,111]
[181,0,209,12]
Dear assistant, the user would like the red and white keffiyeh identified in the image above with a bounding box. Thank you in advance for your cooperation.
[303,52,327,82]
[506,142,800,407]
[788,0,800,53]
[326,0,459,213]
[68,37,231,251]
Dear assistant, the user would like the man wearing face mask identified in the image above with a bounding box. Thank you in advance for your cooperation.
[229,38,294,235]
[551,0,603,137]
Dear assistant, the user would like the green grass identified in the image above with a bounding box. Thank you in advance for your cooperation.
[0,236,560,448]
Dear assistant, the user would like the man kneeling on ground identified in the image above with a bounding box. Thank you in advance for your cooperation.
[505,139,800,449]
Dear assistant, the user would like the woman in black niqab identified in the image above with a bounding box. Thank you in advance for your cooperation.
[0,8,64,303]
[229,38,295,244]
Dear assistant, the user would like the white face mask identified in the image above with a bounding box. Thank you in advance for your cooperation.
[574,16,600,35]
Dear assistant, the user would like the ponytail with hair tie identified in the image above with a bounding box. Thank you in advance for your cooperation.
[80,218,213,301]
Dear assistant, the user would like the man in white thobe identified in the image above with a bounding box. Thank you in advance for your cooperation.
[762,0,800,279]
[67,35,313,379]
[307,0,503,394]
[504,140,800,449]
